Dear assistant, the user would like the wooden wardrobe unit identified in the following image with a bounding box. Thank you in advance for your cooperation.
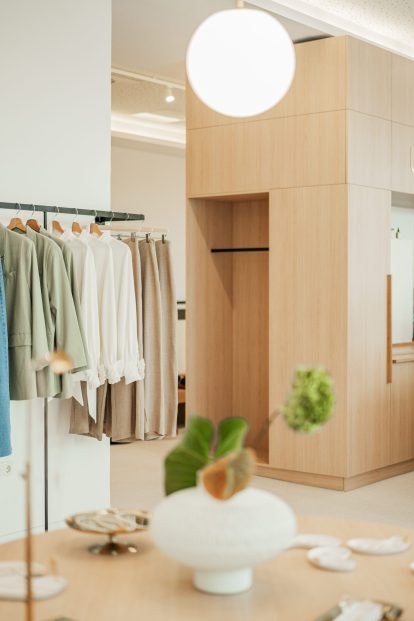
[186,35,414,490]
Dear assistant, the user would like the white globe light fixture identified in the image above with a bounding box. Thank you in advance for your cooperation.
[186,4,296,118]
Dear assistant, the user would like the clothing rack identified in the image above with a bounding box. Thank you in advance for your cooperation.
[0,201,145,532]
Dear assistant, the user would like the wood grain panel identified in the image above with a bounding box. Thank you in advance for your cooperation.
[392,53,414,127]
[268,185,348,477]
[347,111,391,189]
[348,185,391,476]
[186,36,347,130]
[347,38,391,119]
[187,111,346,197]
[186,199,234,426]
[391,122,414,194]
[390,362,414,464]
[186,197,269,460]
[232,201,269,459]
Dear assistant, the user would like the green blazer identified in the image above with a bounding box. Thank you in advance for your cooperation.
[0,224,48,400]
[24,226,88,398]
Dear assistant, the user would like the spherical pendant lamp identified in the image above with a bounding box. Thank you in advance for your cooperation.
[186,5,296,118]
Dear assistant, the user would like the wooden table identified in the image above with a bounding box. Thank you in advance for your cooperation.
[0,516,413,620]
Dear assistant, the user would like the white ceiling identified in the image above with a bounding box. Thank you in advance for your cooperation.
[112,0,325,82]
[255,0,414,58]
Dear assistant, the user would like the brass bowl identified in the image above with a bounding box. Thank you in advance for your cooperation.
[66,509,150,556]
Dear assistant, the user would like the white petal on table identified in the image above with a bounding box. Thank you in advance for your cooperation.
[347,536,410,555]
[307,546,356,572]
[289,534,342,549]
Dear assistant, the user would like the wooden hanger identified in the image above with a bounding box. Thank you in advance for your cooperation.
[71,209,82,234]
[90,212,102,237]
[26,205,40,232]
[89,222,102,237]
[27,219,40,232]
[51,206,65,235]
[7,204,26,232]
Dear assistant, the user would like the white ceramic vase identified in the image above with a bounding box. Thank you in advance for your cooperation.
[150,486,296,595]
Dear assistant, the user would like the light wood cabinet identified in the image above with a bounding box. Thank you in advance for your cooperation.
[187,111,346,198]
[392,54,414,127]
[347,38,391,119]
[347,112,391,189]
[187,36,348,130]
[391,359,414,464]
[186,35,414,490]
[391,122,414,193]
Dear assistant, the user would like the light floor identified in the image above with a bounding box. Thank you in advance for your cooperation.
[111,438,414,528]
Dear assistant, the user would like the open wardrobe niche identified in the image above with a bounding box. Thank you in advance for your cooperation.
[187,196,269,461]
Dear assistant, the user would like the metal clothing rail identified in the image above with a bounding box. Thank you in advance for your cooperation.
[0,201,145,532]
[0,201,144,224]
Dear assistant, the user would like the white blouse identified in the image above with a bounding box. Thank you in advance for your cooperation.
[100,232,144,383]
[60,230,101,391]
[80,231,121,385]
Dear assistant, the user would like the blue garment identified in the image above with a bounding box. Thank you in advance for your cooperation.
[0,258,11,457]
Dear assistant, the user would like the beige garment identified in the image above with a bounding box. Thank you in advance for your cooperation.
[112,238,146,440]
[139,239,163,436]
[69,240,146,441]
[69,381,108,441]
[95,238,145,442]
[155,240,178,437]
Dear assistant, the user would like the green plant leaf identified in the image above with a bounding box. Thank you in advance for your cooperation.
[164,416,214,495]
[214,417,249,458]
[282,367,335,433]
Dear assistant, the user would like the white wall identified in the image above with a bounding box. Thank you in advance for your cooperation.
[111,137,186,371]
[0,0,112,540]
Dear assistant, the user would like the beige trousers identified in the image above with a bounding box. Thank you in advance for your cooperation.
[155,240,177,437]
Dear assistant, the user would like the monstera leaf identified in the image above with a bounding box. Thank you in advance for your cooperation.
[164,416,249,496]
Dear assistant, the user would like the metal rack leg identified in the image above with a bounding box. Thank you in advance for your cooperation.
[43,210,49,532]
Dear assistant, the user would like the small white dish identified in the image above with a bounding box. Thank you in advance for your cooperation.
[347,536,410,555]
[409,561,414,574]
[0,562,67,601]
[307,546,356,572]
[289,534,341,549]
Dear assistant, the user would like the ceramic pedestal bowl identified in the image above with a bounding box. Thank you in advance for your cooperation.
[150,486,296,594]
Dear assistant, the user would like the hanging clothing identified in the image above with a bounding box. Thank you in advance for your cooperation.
[0,224,48,400]
[36,227,89,400]
[58,230,101,391]
[22,226,88,398]
[0,258,11,457]
[95,237,146,441]
[155,239,178,438]
[139,238,164,436]
[80,232,120,384]
[100,232,144,383]
[40,227,90,370]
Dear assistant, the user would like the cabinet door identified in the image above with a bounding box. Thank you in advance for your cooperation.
[392,54,414,127]
[391,362,414,464]
[391,123,414,194]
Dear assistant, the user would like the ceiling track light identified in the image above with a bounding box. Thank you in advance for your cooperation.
[165,87,175,103]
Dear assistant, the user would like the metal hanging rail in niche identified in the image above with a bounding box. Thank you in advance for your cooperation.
[0,200,145,532]
[211,247,269,253]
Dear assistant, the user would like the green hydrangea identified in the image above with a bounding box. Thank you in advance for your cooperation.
[281,367,335,433]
